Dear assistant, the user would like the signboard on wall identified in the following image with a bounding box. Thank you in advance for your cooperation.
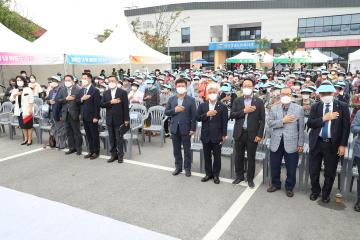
[208,41,270,50]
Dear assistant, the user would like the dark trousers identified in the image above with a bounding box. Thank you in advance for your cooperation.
[354,157,360,200]
[309,139,339,198]
[107,124,124,159]
[270,138,299,191]
[83,120,100,154]
[172,127,191,171]
[202,141,222,177]
[234,130,258,181]
[65,115,82,152]
[164,117,170,134]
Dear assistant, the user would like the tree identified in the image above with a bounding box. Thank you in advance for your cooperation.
[0,0,39,41]
[130,6,189,53]
[279,37,302,55]
[96,28,113,42]
[255,37,272,53]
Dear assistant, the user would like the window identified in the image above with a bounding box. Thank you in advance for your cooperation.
[181,27,190,43]
[298,13,360,38]
[170,51,190,69]
[229,27,261,41]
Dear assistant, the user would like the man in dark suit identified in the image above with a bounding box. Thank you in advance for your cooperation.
[101,75,130,163]
[230,78,265,188]
[196,83,228,184]
[165,78,197,177]
[77,72,101,160]
[57,75,82,155]
[307,81,350,203]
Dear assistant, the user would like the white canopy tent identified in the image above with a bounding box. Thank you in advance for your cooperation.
[348,49,360,72]
[226,51,273,64]
[306,49,333,63]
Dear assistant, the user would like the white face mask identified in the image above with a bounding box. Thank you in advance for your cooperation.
[302,94,310,100]
[30,78,35,83]
[64,81,73,88]
[321,95,334,104]
[108,82,117,89]
[280,96,292,105]
[176,87,187,95]
[117,83,122,88]
[81,80,89,87]
[17,81,24,87]
[208,93,218,101]
[242,87,253,96]
[339,91,344,96]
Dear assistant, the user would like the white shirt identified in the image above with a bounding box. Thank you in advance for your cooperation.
[111,88,117,99]
[319,101,333,138]
[209,101,216,111]
[84,85,91,95]
[243,96,253,129]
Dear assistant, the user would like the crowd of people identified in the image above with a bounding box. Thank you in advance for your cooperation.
[2,64,360,212]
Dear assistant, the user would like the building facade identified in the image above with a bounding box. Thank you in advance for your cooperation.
[124,0,360,69]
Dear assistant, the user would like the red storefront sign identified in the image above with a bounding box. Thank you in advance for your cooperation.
[305,39,360,48]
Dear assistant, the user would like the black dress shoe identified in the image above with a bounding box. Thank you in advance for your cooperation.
[310,193,319,201]
[118,158,124,163]
[201,175,213,182]
[248,181,255,188]
[84,153,93,159]
[27,140,32,146]
[286,191,294,198]
[321,195,330,203]
[185,170,191,177]
[213,176,220,184]
[232,177,245,185]
[354,200,360,212]
[267,186,280,193]
[65,149,76,155]
[107,156,118,163]
[172,169,182,176]
[76,151,82,156]
[90,153,99,160]
[21,141,28,145]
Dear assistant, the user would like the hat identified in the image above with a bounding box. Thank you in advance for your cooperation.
[321,70,329,75]
[220,85,231,93]
[334,81,346,89]
[131,81,140,87]
[184,76,192,81]
[317,82,336,93]
[308,85,317,92]
[277,76,286,81]
[96,75,105,80]
[289,74,296,79]
[145,78,155,84]
[162,84,172,90]
[48,75,61,82]
[301,88,313,94]
[193,76,200,81]
[260,74,268,80]
[274,83,285,89]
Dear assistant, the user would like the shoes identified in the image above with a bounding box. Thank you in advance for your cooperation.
[310,193,319,201]
[201,175,213,182]
[286,191,294,198]
[321,195,330,203]
[185,170,191,177]
[21,141,28,145]
[84,153,92,159]
[65,149,76,155]
[232,177,245,185]
[90,153,99,160]
[107,156,118,163]
[354,200,360,212]
[76,151,82,156]
[213,176,220,184]
[172,169,182,176]
[118,158,124,163]
[27,140,32,146]
[165,133,170,138]
[248,181,255,188]
[267,186,280,193]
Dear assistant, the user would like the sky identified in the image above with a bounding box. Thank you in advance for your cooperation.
[11,0,255,36]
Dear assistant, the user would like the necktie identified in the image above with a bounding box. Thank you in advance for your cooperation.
[84,88,87,95]
[321,104,330,138]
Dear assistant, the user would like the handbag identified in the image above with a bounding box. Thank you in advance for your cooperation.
[23,114,33,124]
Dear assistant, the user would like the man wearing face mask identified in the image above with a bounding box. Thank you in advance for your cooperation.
[101,75,130,163]
[47,75,66,149]
[196,83,228,184]
[165,78,197,177]
[230,78,265,188]
[267,87,304,197]
[307,82,350,203]
[300,88,314,117]
[334,81,349,105]
[56,75,82,155]
[77,72,101,160]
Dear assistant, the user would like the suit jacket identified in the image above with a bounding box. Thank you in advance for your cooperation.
[196,101,228,143]
[100,88,130,126]
[351,110,360,158]
[76,85,101,122]
[307,100,350,151]
[268,102,305,153]
[56,85,81,121]
[46,87,62,121]
[230,96,265,141]
[165,94,197,135]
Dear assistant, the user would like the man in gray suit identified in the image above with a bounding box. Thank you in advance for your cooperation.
[165,78,197,177]
[267,87,304,197]
[57,75,83,155]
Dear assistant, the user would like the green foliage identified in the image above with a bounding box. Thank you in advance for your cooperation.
[279,37,302,54]
[255,37,272,53]
[97,28,113,42]
[0,0,38,41]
